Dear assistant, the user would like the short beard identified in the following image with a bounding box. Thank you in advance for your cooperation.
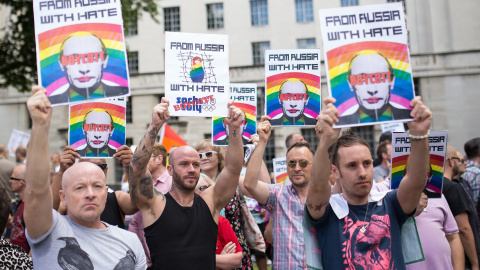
[172,166,197,191]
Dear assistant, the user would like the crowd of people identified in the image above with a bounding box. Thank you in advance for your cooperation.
[0,86,479,270]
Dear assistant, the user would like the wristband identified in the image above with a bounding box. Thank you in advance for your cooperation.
[407,129,430,140]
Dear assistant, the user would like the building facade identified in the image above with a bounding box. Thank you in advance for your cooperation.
[0,0,479,185]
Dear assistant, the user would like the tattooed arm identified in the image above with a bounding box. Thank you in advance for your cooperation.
[306,97,340,221]
[129,98,169,227]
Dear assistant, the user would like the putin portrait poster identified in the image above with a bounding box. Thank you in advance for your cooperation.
[265,49,321,126]
[33,0,131,106]
[165,32,229,117]
[212,83,257,146]
[319,3,415,128]
[69,98,126,158]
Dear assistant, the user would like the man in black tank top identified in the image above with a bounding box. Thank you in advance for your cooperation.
[129,98,246,269]
[51,146,138,228]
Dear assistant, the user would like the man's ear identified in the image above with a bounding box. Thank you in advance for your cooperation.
[59,190,66,208]
[167,165,173,176]
[332,164,341,180]
[158,155,164,165]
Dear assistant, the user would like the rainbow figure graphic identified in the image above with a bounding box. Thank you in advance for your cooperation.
[326,41,414,118]
[391,154,445,198]
[190,56,205,83]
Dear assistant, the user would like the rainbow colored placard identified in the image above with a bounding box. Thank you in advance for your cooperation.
[273,157,290,184]
[265,49,321,126]
[69,99,126,158]
[212,84,257,146]
[33,1,129,106]
[319,3,414,128]
[390,131,448,198]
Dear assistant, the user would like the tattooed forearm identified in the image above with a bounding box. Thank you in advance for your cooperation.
[153,187,166,201]
[148,125,160,142]
[232,129,237,137]
[306,202,328,212]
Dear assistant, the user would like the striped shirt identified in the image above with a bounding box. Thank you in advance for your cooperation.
[263,184,306,269]
[462,160,480,205]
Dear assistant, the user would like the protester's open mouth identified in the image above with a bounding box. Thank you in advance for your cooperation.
[92,140,103,145]
[77,76,92,82]
[288,109,299,113]
[365,97,381,104]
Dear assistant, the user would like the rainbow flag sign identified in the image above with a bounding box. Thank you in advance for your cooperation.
[391,131,448,198]
[273,157,290,185]
[69,98,126,158]
[159,123,188,153]
[212,84,257,146]
[165,32,229,117]
[33,1,130,106]
[319,3,414,128]
[265,49,321,126]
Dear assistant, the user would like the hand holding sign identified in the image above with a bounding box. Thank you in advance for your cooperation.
[152,97,170,128]
[59,146,80,173]
[27,86,52,126]
[257,116,272,143]
[113,145,133,170]
[407,96,432,137]
[318,97,341,147]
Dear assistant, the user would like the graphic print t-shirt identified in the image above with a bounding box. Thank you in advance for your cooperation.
[311,190,410,270]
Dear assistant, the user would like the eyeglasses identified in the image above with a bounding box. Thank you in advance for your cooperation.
[198,185,210,192]
[97,163,108,170]
[9,177,23,181]
[451,157,465,163]
[199,151,217,159]
[287,159,310,169]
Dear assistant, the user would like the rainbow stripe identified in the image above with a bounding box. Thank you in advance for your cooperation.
[38,23,128,97]
[190,63,204,82]
[266,72,320,119]
[391,154,445,196]
[276,172,288,184]
[213,103,257,141]
[69,102,126,150]
[326,41,414,116]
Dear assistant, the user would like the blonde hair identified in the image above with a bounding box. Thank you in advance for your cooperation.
[195,139,225,172]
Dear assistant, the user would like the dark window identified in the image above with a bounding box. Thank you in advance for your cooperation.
[297,38,316,49]
[413,78,420,96]
[295,0,313,23]
[250,0,268,26]
[301,128,319,151]
[207,3,224,29]
[126,97,132,123]
[263,129,276,173]
[350,126,375,156]
[124,11,138,36]
[204,133,212,139]
[127,51,138,74]
[126,137,133,146]
[164,7,180,32]
[340,0,358,6]
[252,41,270,66]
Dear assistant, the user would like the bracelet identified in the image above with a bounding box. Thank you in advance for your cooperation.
[123,167,130,172]
[407,129,430,140]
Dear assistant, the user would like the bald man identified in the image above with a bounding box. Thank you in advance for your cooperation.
[24,86,146,269]
[337,52,411,125]
[48,33,128,104]
[77,109,116,157]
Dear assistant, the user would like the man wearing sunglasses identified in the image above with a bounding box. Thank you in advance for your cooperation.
[129,98,245,269]
[243,116,315,269]
[214,109,249,146]
[306,96,432,269]
[9,164,29,253]
[24,87,146,269]
[443,146,480,270]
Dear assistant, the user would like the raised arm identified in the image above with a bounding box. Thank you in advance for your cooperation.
[212,101,245,211]
[397,96,433,214]
[243,116,272,205]
[113,145,138,215]
[24,86,54,239]
[51,146,79,211]
[129,98,169,226]
[306,97,341,221]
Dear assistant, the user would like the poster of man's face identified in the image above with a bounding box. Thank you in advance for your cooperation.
[82,110,114,155]
[279,80,309,118]
[60,34,108,90]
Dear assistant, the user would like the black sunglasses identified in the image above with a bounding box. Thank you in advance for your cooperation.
[97,163,108,170]
[287,159,310,169]
[451,157,465,163]
[10,176,23,181]
[198,151,217,159]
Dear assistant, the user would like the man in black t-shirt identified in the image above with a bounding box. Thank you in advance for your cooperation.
[443,145,480,269]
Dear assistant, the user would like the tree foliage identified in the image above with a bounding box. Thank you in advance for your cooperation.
[0,0,159,92]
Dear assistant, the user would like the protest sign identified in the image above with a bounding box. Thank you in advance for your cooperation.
[391,131,448,198]
[319,3,414,128]
[165,32,229,117]
[273,157,290,185]
[33,0,130,106]
[382,122,405,133]
[265,49,321,126]
[212,83,257,146]
[7,129,30,158]
[69,98,126,158]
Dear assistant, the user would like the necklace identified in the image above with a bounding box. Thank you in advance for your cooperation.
[349,202,376,233]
